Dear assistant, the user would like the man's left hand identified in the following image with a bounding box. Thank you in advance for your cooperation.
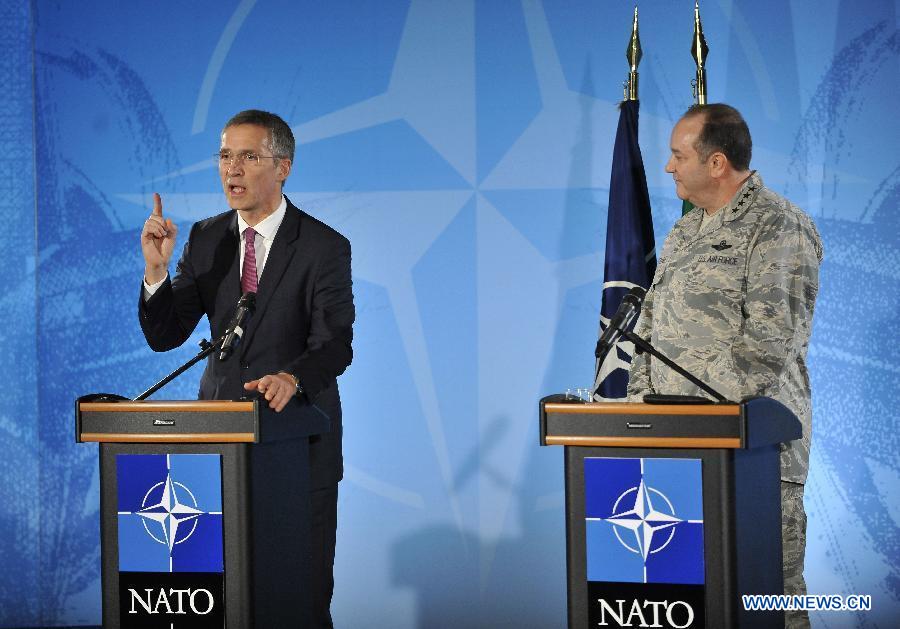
[244,372,296,412]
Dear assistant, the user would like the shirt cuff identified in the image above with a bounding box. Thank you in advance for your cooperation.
[142,273,168,301]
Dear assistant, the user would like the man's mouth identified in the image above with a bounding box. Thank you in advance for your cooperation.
[229,185,246,195]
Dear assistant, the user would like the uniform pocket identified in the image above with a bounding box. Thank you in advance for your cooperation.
[664,254,746,338]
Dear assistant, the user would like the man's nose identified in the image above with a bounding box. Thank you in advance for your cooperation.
[664,157,675,174]
[226,161,244,177]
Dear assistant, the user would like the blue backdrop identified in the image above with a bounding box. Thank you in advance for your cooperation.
[1,1,897,626]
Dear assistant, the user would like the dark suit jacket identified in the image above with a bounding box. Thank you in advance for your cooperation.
[139,198,354,489]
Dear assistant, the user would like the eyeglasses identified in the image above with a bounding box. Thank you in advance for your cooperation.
[215,151,282,168]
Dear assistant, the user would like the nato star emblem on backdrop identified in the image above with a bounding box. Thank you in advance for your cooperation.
[116,454,224,573]
[585,458,704,584]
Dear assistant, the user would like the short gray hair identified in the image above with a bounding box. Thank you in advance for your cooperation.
[683,103,752,171]
[223,109,295,162]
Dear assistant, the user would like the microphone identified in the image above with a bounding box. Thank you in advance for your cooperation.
[218,292,256,361]
[595,287,646,362]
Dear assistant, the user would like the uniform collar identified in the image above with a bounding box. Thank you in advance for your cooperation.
[680,172,762,243]
[720,171,762,223]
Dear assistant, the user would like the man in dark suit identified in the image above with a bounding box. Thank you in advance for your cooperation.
[139,109,354,627]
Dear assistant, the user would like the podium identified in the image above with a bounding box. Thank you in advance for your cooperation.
[539,396,801,629]
[76,397,329,628]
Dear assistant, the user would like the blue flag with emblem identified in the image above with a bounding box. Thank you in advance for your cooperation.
[592,100,657,400]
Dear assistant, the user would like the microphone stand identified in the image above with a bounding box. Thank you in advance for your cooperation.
[621,329,728,402]
[133,336,225,401]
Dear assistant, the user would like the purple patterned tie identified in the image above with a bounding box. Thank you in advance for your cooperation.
[241,227,258,294]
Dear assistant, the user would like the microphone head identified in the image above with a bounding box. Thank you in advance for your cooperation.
[219,292,256,362]
[239,291,257,311]
[622,286,646,307]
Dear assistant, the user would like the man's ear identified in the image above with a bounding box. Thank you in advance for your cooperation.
[277,158,292,182]
[708,151,728,178]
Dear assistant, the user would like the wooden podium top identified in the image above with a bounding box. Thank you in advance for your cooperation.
[543,401,740,416]
[539,396,800,450]
[76,396,333,444]
[79,400,255,414]
[76,399,259,443]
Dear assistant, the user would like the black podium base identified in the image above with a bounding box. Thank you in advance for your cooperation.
[564,445,784,629]
[99,439,313,628]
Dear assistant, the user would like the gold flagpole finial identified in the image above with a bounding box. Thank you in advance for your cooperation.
[690,1,709,104]
[624,6,642,101]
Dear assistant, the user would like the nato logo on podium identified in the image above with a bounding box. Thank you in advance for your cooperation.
[116,453,225,626]
[585,457,706,627]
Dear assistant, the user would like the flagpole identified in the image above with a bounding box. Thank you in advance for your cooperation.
[691,0,709,105]
[592,7,656,400]
[625,6,641,101]
[682,0,710,215]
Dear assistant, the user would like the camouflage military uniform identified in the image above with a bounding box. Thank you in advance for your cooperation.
[627,172,823,627]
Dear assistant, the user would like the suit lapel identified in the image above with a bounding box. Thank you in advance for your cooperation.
[214,213,242,332]
[239,201,302,355]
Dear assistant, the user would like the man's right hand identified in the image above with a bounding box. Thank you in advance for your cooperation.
[141,192,178,284]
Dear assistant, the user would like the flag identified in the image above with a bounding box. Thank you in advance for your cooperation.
[592,100,657,400]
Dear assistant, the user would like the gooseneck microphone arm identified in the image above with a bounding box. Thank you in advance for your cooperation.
[133,336,224,401]
[133,292,256,401]
[621,329,728,402]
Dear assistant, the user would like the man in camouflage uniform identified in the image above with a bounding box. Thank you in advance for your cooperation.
[627,104,823,628]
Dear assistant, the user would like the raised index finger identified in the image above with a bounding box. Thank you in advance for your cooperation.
[152,192,163,217]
